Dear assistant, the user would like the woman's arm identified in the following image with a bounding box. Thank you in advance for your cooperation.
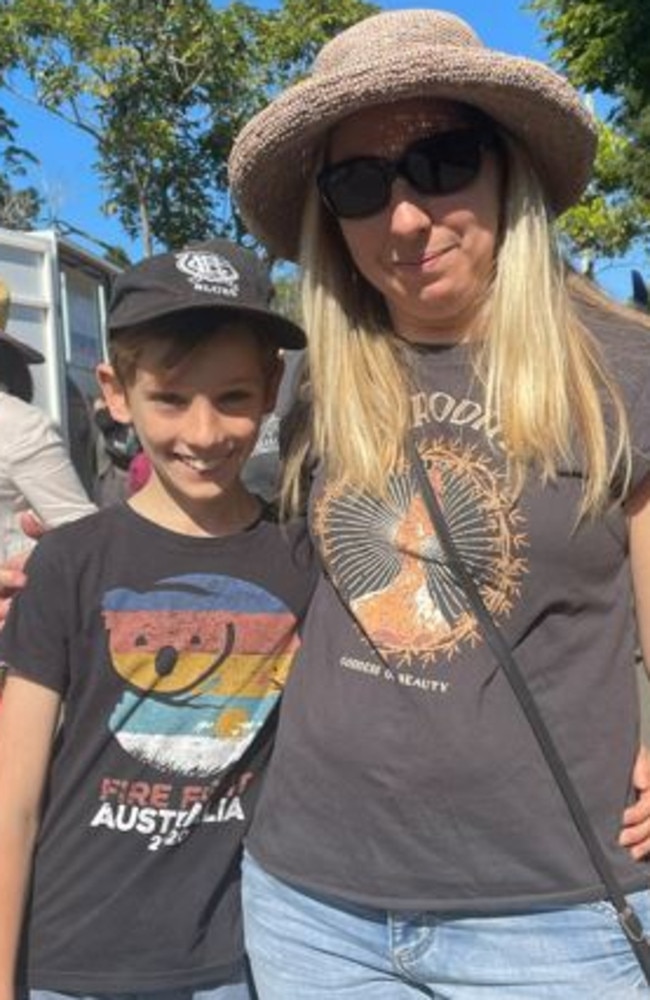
[0,515,45,629]
[0,675,61,1000]
[622,477,650,859]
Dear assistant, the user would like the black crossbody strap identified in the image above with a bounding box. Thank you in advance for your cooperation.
[409,441,650,981]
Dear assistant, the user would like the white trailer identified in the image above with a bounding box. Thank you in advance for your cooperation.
[0,227,120,492]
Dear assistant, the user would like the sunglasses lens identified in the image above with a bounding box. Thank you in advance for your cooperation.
[319,159,391,219]
[319,128,491,219]
[405,131,484,196]
[401,130,482,194]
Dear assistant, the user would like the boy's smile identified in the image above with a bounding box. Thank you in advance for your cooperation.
[99,324,281,536]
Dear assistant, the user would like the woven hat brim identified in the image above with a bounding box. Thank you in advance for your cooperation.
[229,45,597,261]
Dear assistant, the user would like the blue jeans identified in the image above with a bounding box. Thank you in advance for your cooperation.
[242,851,650,998]
[29,974,255,1000]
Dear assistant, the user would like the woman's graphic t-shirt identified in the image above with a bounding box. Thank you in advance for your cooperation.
[247,309,650,912]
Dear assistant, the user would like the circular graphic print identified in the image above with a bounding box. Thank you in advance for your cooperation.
[315,440,526,665]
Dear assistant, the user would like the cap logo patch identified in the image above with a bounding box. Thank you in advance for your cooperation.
[175,251,240,300]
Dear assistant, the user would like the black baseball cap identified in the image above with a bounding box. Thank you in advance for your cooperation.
[107,239,306,349]
[0,332,44,364]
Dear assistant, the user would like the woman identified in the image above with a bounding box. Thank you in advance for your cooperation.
[229,9,650,995]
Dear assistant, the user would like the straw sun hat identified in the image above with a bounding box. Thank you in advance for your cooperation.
[228,8,597,262]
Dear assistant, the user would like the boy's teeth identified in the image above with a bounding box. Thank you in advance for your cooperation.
[183,456,217,471]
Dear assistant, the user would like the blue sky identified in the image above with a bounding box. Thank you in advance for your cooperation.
[1,0,645,301]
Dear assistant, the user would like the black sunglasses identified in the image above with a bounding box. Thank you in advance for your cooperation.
[317,127,496,220]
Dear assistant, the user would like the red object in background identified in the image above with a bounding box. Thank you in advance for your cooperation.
[127,452,151,496]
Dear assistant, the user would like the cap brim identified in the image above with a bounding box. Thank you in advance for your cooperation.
[0,332,45,364]
[109,301,306,350]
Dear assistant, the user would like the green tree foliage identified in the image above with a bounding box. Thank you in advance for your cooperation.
[0,0,376,257]
[272,269,301,323]
[0,106,41,230]
[529,0,650,99]
[530,0,650,263]
[559,116,650,273]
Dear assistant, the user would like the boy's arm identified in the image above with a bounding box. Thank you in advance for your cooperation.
[0,674,61,1000]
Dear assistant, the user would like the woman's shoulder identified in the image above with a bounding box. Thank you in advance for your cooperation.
[577,296,650,385]
[575,300,650,461]
[569,273,650,353]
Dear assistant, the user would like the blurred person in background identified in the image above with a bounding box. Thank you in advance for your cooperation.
[0,278,95,565]
[0,278,95,697]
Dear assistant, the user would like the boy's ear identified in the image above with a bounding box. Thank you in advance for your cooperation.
[96,363,132,424]
[264,356,285,415]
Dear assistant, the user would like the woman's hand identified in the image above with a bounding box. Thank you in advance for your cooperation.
[0,554,28,629]
[0,512,43,628]
[620,745,650,860]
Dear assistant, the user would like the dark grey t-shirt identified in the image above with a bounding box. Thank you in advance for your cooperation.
[0,503,317,991]
[247,314,650,913]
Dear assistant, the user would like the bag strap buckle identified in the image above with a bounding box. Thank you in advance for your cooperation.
[619,905,648,944]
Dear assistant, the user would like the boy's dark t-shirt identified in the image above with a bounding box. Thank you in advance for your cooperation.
[0,502,317,992]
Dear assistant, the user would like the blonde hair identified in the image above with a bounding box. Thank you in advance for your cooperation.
[281,129,634,519]
[479,134,631,515]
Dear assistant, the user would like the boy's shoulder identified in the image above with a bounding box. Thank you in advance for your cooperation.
[30,504,130,568]
[258,504,309,545]
[258,510,317,589]
[41,502,306,551]
[33,504,316,606]
[41,503,124,540]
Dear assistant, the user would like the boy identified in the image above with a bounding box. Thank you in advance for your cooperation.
[0,241,316,1000]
